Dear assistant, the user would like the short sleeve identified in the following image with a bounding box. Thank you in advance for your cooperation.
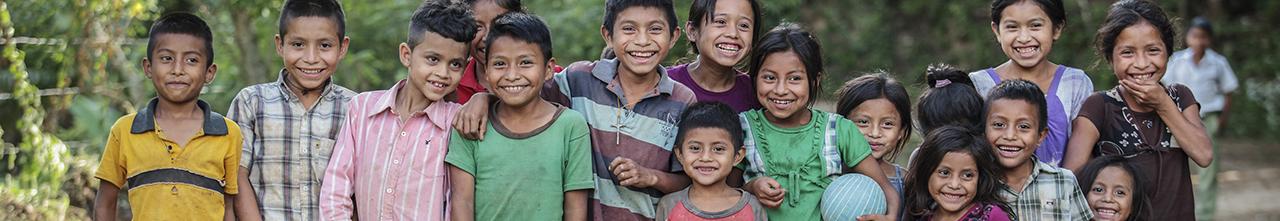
[743,191,770,221]
[444,130,478,176]
[836,118,872,168]
[655,193,680,221]
[1171,84,1200,111]
[223,121,243,194]
[1075,93,1109,127]
[562,112,595,191]
[226,87,258,169]
[1218,61,1240,93]
[94,118,130,188]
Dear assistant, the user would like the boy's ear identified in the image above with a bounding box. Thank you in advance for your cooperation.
[338,36,351,60]
[600,25,613,49]
[274,34,285,56]
[204,63,218,84]
[141,57,153,79]
[544,57,558,81]
[398,43,413,68]
[668,27,683,49]
[1052,25,1063,41]
[734,147,746,164]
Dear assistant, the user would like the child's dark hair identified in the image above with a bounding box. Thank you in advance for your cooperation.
[675,102,746,151]
[485,12,552,62]
[1076,155,1152,221]
[147,12,214,68]
[916,64,982,134]
[903,126,1009,220]
[279,0,346,37]
[835,72,913,161]
[408,0,479,47]
[985,79,1048,132]
[602,0,679,36]
[748,23,824,104]
[462,0,525,12]
[1189,16,1213,38]
[1094,0,1175,62]
[991,0,1067,29]
[686,0,763,55]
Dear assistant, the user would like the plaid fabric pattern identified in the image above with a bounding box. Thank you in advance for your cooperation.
[1000,160,1094,221]
[227,70,356,221]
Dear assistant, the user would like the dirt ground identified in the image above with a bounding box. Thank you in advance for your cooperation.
[1207,138,1280,220]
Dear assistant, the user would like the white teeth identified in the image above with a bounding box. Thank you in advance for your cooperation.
[300,68,323,74]
[628,51,656,58]
[715,43,741,52]
[1015,47,1039,54]
[499,85,528,92]
[428,81,446,88]
[769,99,793,104]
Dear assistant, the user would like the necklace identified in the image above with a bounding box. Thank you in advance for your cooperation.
[610,92,631,145]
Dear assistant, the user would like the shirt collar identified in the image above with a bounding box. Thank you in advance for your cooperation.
[130,98,229,135]
[590,58,677,95]
[275,68,335,102]
[367,79,451,129]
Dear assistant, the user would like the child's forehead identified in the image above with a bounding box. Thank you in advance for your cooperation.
[152,33,208,54]
[616,6,671,24]
[413,31,470,53]
[283,16,342,36]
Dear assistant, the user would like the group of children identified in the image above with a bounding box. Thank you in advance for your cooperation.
[90,0,1228,220]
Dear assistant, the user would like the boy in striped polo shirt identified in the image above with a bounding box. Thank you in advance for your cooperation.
[455,1,696,220]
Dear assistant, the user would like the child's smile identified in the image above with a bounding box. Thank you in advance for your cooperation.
[1111,23,1167,85]
[605,6,676,77]
[485,36,553,108]
[985,99,1044,168]
[694,0,754,67]
[849,98,905,159]
[929,152,978,214]
[1088,166,1135,221]
[401,31,469,102]
[678,128,744,187]
[755,51,811,126]
[993,1,1061,69]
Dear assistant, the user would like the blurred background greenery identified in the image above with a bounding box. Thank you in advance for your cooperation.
[1,0,1277,219]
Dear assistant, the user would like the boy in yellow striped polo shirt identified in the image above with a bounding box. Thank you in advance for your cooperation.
[92,12,246,221]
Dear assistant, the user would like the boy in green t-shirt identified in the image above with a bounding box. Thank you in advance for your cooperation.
[445,12,594,221]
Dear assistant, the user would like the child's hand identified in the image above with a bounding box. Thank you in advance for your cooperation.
[1120,79,1175,111]
[452,94,491,140]
[609,157,661,188]
[747,177,785,208]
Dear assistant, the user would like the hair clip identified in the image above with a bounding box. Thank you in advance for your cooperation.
[935,79,952,88]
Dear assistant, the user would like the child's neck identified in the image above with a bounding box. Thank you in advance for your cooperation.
[284,72,326,110]
[495,99,558,134]
[394,82,434,123]
[616,67,660,108]
[688,181,741,213]
[877,159,897,178]
[688,58,737,93]
[998,60,1058,94]
[155,99,203,120]
[1003,160,1036,193]
[154,99,205,147]
[932,203,976,221]
[765,108,812,129]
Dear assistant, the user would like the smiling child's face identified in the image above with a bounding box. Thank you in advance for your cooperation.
[756,51,811,126]
[1088,166,1136,221]
[677,127,745,187]
[930,151,979,215]
[469,0,510,65]
[603,6,677,78]
[399,31,470,102]
[1110,22,1168,85]
[985,98,1045,169]
[690,0,754,67]
[144,33,216,105]
[992,1,1061,69]
[848,98,905,160]
[485,36,553,108]
[277,16,348,91]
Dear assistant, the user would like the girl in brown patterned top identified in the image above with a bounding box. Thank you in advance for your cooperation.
[1063,1,1213,220]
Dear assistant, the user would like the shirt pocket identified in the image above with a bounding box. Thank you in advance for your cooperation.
[310,137,338,180]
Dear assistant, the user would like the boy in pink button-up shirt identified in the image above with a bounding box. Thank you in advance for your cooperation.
[318,1,477,220]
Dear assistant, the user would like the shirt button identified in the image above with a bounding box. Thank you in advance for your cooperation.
[171,186,178,194]
[393,160,400,164]
[385,188,393,194]
[400,132,407,136]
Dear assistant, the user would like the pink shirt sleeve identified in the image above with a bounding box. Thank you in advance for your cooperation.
[319,98,361,221]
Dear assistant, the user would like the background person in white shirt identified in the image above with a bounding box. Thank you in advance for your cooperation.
[1161,16,1239,221]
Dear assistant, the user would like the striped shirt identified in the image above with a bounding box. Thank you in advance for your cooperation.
[1000,160,1094,221]
[319,80,458,221]
[228,70,356,221]
[543,59,696,221]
